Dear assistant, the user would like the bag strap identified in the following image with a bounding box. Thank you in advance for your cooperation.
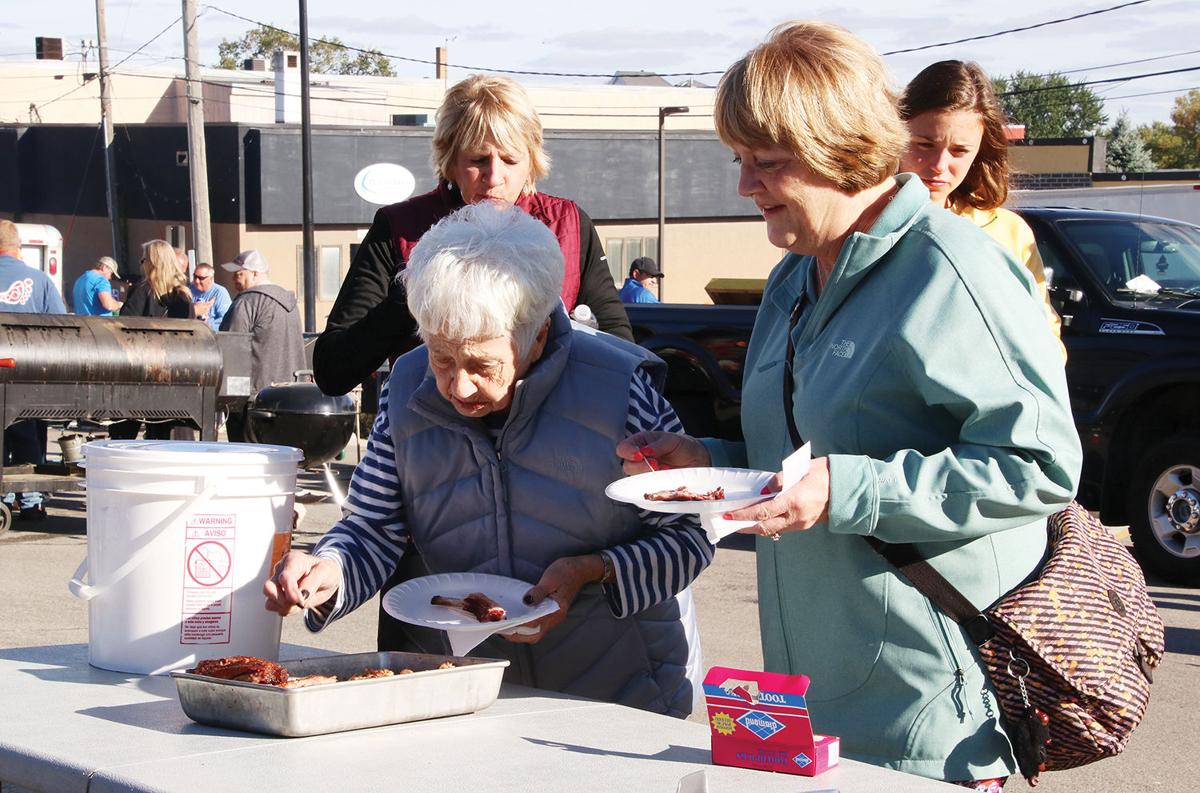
[865,537,996,646]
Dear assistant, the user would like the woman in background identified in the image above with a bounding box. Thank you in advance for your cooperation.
[120,239,193,320]
[113,239,193,439]
[313,74,631,399]
[900,60,1064,355]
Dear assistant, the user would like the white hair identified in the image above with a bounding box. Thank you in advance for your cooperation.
[401,202,564,358]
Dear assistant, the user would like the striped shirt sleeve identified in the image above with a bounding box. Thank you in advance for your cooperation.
[305,376,409,632]
[601,368,714,619]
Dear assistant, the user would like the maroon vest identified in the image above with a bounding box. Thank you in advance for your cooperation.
[380,184,583,310]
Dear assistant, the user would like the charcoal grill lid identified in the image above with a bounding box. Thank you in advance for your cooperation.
[252,379,357,417]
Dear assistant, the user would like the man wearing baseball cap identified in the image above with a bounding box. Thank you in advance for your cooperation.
[618,256,662,304]
[219,250,305,441]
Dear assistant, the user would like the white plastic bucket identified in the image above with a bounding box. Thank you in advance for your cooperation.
[68,440,303,675]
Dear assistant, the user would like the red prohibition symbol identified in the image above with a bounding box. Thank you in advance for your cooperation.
[187,541,232,586]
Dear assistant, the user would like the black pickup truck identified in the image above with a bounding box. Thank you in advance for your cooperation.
[627,207,1200,583]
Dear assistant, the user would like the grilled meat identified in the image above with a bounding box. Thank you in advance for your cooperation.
[190,656,289,686]
[430,592,507,622]
[644,485,725,502]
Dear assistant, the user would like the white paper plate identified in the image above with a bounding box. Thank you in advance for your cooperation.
[604,467,774,515]
[382,572,560,655]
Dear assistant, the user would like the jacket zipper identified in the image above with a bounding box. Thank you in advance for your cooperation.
[928,600,971,720]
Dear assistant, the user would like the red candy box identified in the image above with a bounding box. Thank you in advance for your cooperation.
[704,666,840,777]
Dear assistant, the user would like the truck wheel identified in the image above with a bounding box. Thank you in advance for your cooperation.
[1128,435,1200,585]
[0,502,10,536]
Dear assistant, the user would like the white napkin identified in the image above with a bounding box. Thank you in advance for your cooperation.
[444,619,547,656]
[701,443,811,543]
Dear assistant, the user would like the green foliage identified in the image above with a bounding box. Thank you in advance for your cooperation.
[216,24,394,77]
[992,71,1107,138]
[1138,90,1200,169]
[1138,122,1184,168]
[1105,111,1155,173]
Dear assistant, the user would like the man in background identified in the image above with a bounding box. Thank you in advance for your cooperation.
[220,250,305,442]
[618,256,663,304]
[190,262,231,331]
[0,219,67,520]
[72,256,123,315]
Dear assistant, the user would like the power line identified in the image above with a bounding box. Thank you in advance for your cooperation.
[204,1,1155,81]
[881,0,1151,56]
[998,65,1200,97]
[1057,48,1200,76]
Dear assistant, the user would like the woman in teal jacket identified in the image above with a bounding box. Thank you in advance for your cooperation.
[619,22,1081,789]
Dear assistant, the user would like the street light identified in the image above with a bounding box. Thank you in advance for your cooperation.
[657,106,688,301]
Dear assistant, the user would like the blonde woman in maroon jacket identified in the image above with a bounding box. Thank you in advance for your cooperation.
[313,75,631,398]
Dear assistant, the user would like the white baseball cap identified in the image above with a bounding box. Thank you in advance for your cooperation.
[221,250,269,273]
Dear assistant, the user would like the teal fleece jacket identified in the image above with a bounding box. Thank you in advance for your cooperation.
[706,174,1081,781]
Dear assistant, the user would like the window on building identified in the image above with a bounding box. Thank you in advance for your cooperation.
[294,245,345,304]
[604,236,658,284]
[319,246,342,300]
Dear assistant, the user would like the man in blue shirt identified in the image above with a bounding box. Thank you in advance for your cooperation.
[72,256,123,315]
[0,220,67,521]
[618,256,663,304]
[189,262,231,331]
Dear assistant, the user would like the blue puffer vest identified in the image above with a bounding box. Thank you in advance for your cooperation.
[387,310,699,716]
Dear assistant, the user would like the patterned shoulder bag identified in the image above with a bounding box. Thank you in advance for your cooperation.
[866,506,1165,786]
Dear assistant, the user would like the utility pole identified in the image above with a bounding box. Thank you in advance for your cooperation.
[94,0,125,263]
[298,0,316,333]
[657,106,687,301]
[181,0,212,268]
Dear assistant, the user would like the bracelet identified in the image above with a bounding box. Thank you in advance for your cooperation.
[599,551,615,584]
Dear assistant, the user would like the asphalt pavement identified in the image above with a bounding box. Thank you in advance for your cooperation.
[0,436,1195,793]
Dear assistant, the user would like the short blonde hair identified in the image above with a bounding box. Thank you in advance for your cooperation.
[432,75,550,195]
[715,21,907,193]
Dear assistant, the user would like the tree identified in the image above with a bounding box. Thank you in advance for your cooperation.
[216,24,394,77]
[1138,89,1200,169]
[1105,111,1155,172]
[992,71,1107,139]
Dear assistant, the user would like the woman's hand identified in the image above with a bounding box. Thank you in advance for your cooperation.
[263,550,341,617]
[510,555,603,644]
[727,456,832,539]
[616,431,710,475]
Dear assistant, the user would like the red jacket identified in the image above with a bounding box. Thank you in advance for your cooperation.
[381,183,582,310]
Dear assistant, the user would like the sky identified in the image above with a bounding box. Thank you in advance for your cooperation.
[4,0,1197,129]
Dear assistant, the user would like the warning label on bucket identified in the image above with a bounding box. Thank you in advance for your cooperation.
[181,515,237,645]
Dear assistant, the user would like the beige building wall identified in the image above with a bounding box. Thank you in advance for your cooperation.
[1010,143,1092,174]
[598,218,780,304]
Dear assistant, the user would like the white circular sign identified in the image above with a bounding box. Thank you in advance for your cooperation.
[353,163,416,205]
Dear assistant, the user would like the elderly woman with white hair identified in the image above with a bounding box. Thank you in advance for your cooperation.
[267,202,709,717]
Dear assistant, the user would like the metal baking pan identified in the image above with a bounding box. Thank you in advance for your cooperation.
[171,651,509,737]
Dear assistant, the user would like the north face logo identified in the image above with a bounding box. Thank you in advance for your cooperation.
[830,339,855,359]
[736,710,786,740]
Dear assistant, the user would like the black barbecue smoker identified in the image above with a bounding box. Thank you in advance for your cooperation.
[0,314,251,530]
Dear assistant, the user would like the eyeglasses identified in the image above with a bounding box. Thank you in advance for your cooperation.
[194,274,212,281]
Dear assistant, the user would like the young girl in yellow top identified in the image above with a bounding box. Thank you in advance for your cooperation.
[900,60,1065,358]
